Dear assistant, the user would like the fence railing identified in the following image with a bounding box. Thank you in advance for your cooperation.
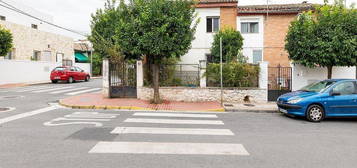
[206,63,260,88]
[144,64,200,87]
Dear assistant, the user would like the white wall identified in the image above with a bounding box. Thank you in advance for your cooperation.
[0,60,61,85]
[237,15,264,63]
[75,63,91,74]
[292,64,356,91]
[180,8,220,65]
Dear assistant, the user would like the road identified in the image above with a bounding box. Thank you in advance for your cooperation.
[0,79,357,168]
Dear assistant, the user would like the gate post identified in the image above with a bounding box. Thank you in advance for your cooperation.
[137,60,144,88]
[102,58,110,98]
[199,60,207,88]
[259,61,268,89]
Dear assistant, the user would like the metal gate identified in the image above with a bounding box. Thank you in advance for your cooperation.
[268,66,292,101]
[109,62,137,98]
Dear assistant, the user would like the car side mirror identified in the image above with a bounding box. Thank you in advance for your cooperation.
[331,91,341,96]
[81,70,84,72]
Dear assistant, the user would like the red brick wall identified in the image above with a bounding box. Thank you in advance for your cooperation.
[220,7,237,29]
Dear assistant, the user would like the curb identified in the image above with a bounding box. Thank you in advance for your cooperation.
[225,108,278,113]
[59,100,225,113]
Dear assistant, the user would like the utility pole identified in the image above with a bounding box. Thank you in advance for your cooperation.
[220,37,223,106]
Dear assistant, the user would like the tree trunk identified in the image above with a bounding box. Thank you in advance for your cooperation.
[152,63,161,104]
[327,66,333,79]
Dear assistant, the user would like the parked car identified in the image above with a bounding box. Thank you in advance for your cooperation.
[277,79,357,122]
[50,66,90,83]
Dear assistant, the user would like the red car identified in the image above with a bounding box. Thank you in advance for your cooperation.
[50,66,90,83]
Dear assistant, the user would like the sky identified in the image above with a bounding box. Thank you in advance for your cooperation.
[8,0,357,39]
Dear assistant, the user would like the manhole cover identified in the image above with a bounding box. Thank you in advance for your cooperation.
[0,95,24,100]
[0,107,10,112]
[244,104,255,107]
[0,107,15,113]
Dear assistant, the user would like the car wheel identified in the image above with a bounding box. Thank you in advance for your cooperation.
[306,104,325,122]
[51,80,58,84]
[85,76,90,82]
[68,77,74,83]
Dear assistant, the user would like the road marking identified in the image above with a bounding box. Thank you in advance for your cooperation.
[66,88,101,95]
[43,112,120,127]
[32,86,74,93]
[50,87,89,94]
[89,142,249,155]
[124,118,224,125]
[0,106,58,125]
[111,127,234,135]
[133,112,218,118]
[16,86,51,92]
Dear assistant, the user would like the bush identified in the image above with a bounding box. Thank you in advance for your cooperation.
[206,62,260,87]
[0,26,13,56]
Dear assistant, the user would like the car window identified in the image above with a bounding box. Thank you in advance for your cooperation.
[70,67,76,71]
[76,67,83,72]
[53,67,66,71]
[332,82,356,95]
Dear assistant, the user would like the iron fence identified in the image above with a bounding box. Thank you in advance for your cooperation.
[144,64,200,87]
[206,63,260,88]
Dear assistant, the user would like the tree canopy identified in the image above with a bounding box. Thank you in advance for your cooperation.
[285,0,357,79]
[210,28,244,63]
[0,26,13,57]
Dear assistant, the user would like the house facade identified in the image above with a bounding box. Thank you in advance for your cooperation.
[0,0,74,63]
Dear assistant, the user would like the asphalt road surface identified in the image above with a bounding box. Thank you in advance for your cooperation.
[1,79,357,168]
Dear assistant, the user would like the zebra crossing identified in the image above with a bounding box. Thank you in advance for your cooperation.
[10,85,101,96]
[89,112,250,156]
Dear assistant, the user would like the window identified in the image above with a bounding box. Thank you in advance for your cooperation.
[32,50,41,61]
[206,17,219,33]
[56,53,64,63]
[75,67,83,72]
[252,50,262,64]
[0,15,5,21]
[332,82,356,95]
[31,24,38,29]
[41,51,52,62]
[241,22,259,33]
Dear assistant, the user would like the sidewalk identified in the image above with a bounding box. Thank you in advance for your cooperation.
[224,102,278,113]
[59,93,225,112]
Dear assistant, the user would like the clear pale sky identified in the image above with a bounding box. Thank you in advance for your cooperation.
[9,0,357,39]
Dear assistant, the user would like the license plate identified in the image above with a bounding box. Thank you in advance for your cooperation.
[279,108,288,114]
[55,77,60,79]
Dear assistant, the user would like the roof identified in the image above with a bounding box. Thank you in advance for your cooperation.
[198,0,237,4]
[74,43,92,52]
[238,3,314,14]
[196,0,237,8]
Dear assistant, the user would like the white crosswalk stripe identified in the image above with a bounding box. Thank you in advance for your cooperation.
[50,87,89,94]
[133,113,218,118]
[111,127,234,135]
[89,111,249,156]
[65,88,101,96]
[89,142,249,155]
[32,86,74,93]
[124,118,224,125]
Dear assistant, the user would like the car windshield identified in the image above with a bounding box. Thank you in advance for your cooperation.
[53,67,66,71]
[299,81,336,93]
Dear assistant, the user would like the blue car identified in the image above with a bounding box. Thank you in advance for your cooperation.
[277,79,357,122]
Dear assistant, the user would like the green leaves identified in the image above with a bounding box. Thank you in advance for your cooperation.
[0,26,13,57]
[285,1,357,72]
[210,28,244,63]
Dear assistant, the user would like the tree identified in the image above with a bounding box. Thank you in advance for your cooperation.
[115,0,198,103]
[210,28,244,63]
[0,26,13,56]
[285,0,357,79]
[89,0,121,75]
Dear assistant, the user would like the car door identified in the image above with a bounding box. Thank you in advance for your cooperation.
[70,67,79,80]
[327,81,357,116]
[75,67,85,80]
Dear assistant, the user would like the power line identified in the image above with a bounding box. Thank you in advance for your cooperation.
[0,0,87,37]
